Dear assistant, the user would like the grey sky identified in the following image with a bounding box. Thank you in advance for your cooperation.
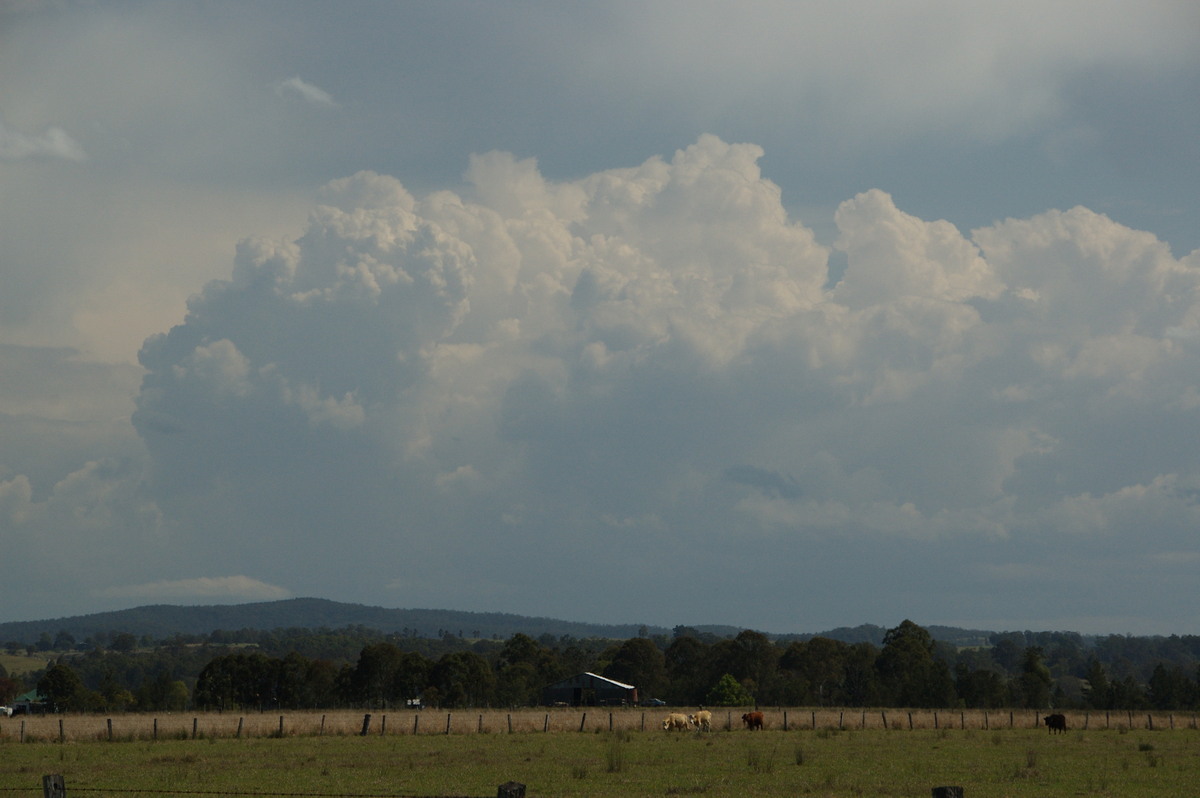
[2,1,1199,636]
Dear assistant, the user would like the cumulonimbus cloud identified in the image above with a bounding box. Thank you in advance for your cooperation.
[124,135,1200,629]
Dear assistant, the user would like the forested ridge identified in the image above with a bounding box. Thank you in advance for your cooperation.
[6,618,1200,715]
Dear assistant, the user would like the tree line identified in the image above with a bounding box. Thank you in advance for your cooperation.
[6,620,1200,714]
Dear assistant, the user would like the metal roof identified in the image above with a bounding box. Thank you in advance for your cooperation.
[545,671,637,691]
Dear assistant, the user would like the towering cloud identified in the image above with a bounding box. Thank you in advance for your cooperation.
[125,136,1200,630]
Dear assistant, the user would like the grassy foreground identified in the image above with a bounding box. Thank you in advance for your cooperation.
[2,722,1199,797]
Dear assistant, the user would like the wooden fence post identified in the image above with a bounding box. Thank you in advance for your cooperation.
[578,713,587,732]
[192,717,198,739]
[107,718,113,741]
[609,712,613,732]
[58,719,64,744]
[445,713,452,735]
[783,710,788,731]
[381,715,387,736]
[236,717,244,738]
[278,716,284,737]
[153,718,158,741]
[497,782,525,798]
[507,714,512,734]
[42,775,66,798]
[360,714,371,736]
[320,714,326,736]
[543,714,548,732]
[413,714,420,735]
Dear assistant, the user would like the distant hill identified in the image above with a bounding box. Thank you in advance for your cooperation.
[0,597,1002,648]
[0,598,676,644]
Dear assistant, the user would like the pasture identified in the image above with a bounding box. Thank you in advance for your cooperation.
[1,709,1198,797]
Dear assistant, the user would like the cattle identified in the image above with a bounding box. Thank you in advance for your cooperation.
[662,713,692,731]
[741,711,764,730]
[689,710,712,732]
[1044,713,1067,734]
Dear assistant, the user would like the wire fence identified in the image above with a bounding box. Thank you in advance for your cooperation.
[0,707,1194,743]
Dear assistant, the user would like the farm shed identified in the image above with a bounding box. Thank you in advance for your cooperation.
[542,672,638,706]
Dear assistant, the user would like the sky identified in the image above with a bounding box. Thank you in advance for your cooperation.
[3,1,1200,637]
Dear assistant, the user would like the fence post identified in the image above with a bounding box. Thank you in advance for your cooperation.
[59,719,65,743]
[445,713,452,735]
[783,710,788,731]
[278,716,284,737]
[507,714,512,734]
[192,717,198,739]
[413,714,420,735]
[237,717,244,738]
[578,713,586,732]
[153,718,158,741]
[360,714,371,736]
[609,712,613,732]
[381,715,387,736]
[497,782,525,798]
[543,714,548,733]
[107,718,113,741]
[42,775,66,798]
[320,714,326,736]
[881,711,887,729]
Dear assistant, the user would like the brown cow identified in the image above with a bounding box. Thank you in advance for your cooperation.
[741,711,764,730]
[1044,713,1067,734]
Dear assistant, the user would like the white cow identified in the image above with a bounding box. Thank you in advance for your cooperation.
[689,709,712,731]
[662,712,693,731]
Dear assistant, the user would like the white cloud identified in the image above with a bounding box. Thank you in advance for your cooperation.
[108,136,1200,632]
[0,120,85,161]
[97,576,292,602]
[274,76,337,107]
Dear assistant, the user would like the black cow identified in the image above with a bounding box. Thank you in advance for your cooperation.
[1043,713,1067,734]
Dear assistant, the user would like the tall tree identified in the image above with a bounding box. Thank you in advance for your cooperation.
[603,637,668,700]
[876,620,954,707]
[1016,647,1052,708]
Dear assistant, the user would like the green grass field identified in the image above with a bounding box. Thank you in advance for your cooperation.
[2,720,1199,797]
[0,652,50,678]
